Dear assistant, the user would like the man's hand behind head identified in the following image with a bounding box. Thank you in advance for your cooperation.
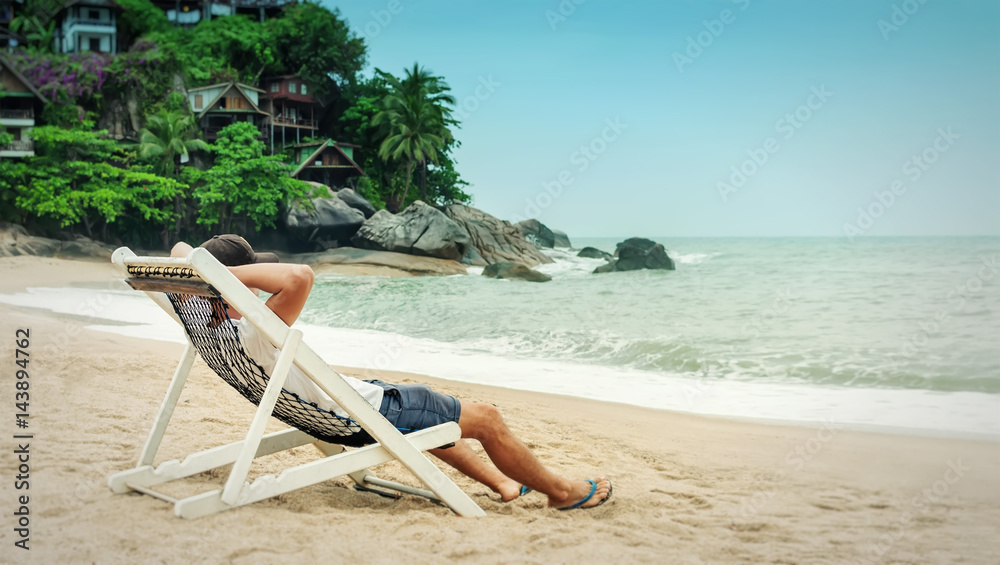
[228,263,315,326]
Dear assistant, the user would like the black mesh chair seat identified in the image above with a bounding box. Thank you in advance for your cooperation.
[167,293,375,448]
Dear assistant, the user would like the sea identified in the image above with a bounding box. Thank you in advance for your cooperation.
[3,237,998,439]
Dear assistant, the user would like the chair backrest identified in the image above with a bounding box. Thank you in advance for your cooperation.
[120,256,374,447]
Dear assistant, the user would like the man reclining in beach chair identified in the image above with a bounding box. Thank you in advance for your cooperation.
[166,235,611,512]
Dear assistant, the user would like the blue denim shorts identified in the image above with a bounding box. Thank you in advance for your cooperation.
[366,380,462,432]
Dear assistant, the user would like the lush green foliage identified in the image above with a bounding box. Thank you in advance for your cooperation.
[186,122,310,232]
[369,65,461,211]
[4,124,183,241]
[3,1,473,249]
[137,108,209,177]
[264,3,365,98]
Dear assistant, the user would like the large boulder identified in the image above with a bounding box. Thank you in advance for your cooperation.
[482,261,551,282]
[295,247,468,276]
[336,188,377,219]
[593,237,675,274]
[578,246,613,261]
[443,204,552,266]
[0,223,58,257]
[552,229,571,248]
[351,201,471,262]
[0,223,111,259]
[286,197,366,247]
[515,219,556,248]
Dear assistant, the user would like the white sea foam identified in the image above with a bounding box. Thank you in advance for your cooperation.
[670,251,716,264]
[2,285,997,440]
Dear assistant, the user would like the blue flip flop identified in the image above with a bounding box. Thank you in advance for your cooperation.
[519,485,532,496]
[558,479,613,511]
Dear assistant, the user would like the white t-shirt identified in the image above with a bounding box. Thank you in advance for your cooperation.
[231,317,383,418]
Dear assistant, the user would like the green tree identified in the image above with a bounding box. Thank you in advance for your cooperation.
[137,108,209,240]
[9,0,60,53]
[137,108,208,177]
[188,122,310,233]
[11,125,183,242]
[265,3,366,98]
[372,65,456,211]
[382,64,457,202]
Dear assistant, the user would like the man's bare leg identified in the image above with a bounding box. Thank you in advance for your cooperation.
[430,440,523,501]
[455,401,611,509]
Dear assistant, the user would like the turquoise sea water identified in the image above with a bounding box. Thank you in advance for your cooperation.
[302,237,1000,396]
[2,237,997,437]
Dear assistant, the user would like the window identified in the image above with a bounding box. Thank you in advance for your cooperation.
[88,38,101,52]
[12,128,22,141]
[289,83,297,94]
[193,94,203,110]
[270,82,279,93]
[300,83,307,95]
[226,96,247,110]
[88,9,100,20]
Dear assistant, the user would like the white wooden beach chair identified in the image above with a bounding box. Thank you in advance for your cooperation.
[106,246,485,518]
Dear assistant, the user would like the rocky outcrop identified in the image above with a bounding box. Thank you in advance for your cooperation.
[351,201,471,262]
[336,188,377,219]
[552,229,571,248]
[593,237,675,273]
[515,219,555,248]
[295,247,468,276]
[285,196,366,248]
[443,204,552,266]
[578,246,613,261]
[482,261,551,282]
[0,223,112,260]
[514,219,572,249]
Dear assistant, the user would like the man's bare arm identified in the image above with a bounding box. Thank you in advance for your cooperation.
[227,263,315,326]
[169,241,314,325]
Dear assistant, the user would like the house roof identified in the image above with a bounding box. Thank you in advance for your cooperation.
[0,55,45,101]
[289,139,365,178]
[196,82,268,119]
[189,81,264,93]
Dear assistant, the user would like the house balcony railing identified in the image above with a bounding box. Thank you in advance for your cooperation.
[205,126,268,139]
[68,19,116,28]
[1,139,34,152]
[271,116,317,128]
[0,109,35,120]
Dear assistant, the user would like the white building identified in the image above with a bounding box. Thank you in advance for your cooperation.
[55,0,119,54]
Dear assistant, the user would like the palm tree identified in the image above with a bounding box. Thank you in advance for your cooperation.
[137,109,208,177]
[373,64,455,210]
[137,109,209,241]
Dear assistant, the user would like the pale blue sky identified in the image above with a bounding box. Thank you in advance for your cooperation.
[328,0,999,238]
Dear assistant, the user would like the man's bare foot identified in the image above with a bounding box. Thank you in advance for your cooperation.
[549,477,612,510]
[496,478,524,502]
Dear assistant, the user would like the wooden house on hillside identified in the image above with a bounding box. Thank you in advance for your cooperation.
[290,140,364,188]
[0,55,45,158]
[260,74,320,153]
[188,82,268,141]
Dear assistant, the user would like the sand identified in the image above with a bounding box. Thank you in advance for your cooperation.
[0,256,998,564]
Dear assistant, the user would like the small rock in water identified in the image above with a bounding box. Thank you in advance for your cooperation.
[577,246,613,261]
[592,237,675,273]
[482,261,552,282]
